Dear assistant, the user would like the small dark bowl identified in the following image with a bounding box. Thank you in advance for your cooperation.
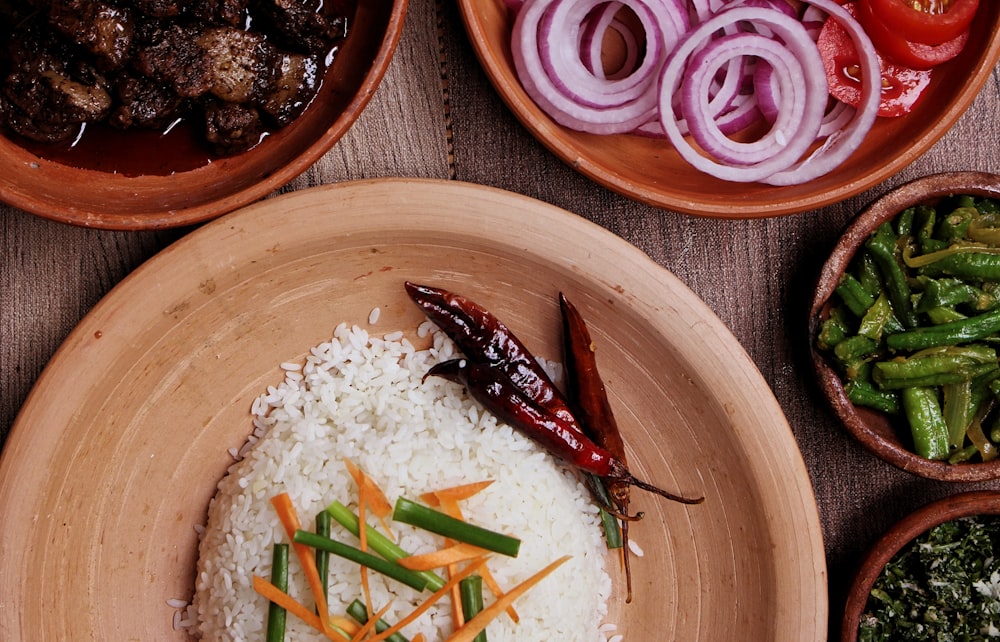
[841,490,1000,642]
[810,171,1000,482]
[0,0,407,230]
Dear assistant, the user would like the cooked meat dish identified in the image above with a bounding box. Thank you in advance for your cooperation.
[0,0,352,155]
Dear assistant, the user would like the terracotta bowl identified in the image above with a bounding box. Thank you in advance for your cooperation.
[457,1,1000,218]
[809,171,1000,481]
[0,0,407,230]
[841,489,1000,642]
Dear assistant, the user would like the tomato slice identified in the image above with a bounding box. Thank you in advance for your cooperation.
[868,0,979,45]
[817,4,932,117]
[858,0,969,70]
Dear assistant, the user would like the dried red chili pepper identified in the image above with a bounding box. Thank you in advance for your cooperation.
[425,357,702,506]
[404,281,579,428]
[559,292,639,602]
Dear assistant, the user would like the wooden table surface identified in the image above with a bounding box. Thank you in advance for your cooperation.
[3,0,1000,637]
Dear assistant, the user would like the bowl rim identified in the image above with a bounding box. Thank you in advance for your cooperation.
[840,489,1000,642]
[0,0,409,230]
[810,171,1000,481]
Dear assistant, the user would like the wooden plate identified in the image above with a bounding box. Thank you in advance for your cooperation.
[0,179,825,640]
[457,1,1000,217]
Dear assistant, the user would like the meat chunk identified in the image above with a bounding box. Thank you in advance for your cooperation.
[109,73,185,130]
[197,27,281,104]
[134,23,213,98]
[203,99,263,155]
[1,25,112,143]
[47,0,134,70]
[0,0,355,155]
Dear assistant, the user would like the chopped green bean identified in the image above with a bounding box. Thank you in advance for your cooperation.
[866,222,918,328]
[886,308,1000,351]
[266,543,289,642]
[393,497,521,558]
[900,386,950,460]
[836,273,877,317]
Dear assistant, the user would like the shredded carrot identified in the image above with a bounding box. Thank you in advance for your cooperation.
[354,470,374,625]
[350,600,395,642]
[435,496,467,631]
[344,458,394,520]
[253,576,350,641]
[364,558,489,642]
[444,556,572,642]
[330,617,362,637]
[478,565,520,624]
[396,542,490,571]
[271,493,333,636]
[419,480,494,506]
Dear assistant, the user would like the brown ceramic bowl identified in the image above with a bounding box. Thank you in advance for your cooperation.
[810,171,1000,481]
[841,489,1000,642]
[0,1,407,230]
[458,1,1000,217]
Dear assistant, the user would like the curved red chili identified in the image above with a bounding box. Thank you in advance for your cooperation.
[404,281,579,427]
[426,357,703,506]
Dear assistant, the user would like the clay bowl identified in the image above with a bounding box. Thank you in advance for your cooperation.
[457,1,1000,217]
[0,0,407,230]
[810,171,1000,481]
[841,490,1000,642]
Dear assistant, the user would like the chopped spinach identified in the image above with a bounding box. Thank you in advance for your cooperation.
[859,516,1000,641]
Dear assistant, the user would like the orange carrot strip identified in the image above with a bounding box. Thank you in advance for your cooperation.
[271,493,333,636]
[351,600,395,642]
[445,556,572,642]
[396,543,490,571]
[343,458,394,518]
[365,558,489,642]
[330,617,362,637]
[252,576,350,641]
[420,481,494,508]
[478,566,520,624]
[412,635,426,642]
[435,497,466,631]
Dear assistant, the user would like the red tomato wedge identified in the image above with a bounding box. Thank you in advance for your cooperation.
[858,0,970,69]
[818,4,932,117]
[868,0,978,45]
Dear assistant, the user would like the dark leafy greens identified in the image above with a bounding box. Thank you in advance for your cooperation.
[859,516,1000,641]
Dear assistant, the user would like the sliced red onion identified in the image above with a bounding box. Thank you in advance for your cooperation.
[512,0,689,133]
[659,5,827,182]
[579,3,641,80]
[763,0,879,186]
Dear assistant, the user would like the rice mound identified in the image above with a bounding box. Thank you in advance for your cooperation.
[193,321,614,641]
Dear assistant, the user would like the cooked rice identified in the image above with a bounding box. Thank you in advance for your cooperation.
[193,322,614,641]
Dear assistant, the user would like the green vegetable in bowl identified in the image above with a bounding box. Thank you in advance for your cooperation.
[818,194,1000,462]
[859,516,1000,641]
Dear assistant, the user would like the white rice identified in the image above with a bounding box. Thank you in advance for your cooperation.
[193,322,614,641]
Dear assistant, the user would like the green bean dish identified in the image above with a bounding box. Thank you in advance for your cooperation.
[818,194,1000,463]
[859,516,1000,641]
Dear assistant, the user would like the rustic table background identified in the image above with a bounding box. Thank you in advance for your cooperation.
[3,0,999,636]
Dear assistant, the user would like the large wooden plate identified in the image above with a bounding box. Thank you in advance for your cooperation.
[457,0,1000,217]
[0,179,825,640]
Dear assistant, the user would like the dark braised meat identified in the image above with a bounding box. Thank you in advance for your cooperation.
[1,24,113,143]
[0,0,354,155]
[48,0,134,70]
